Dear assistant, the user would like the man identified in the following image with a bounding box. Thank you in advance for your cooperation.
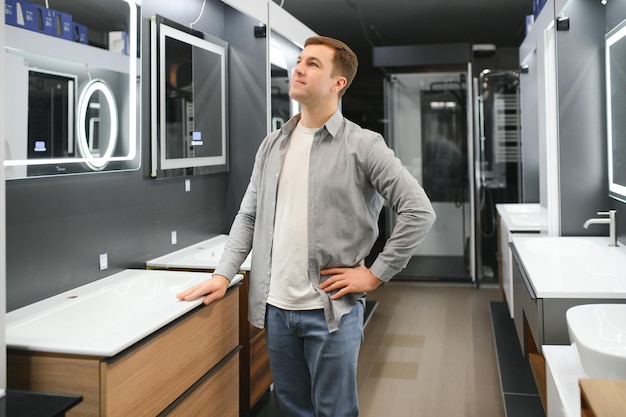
[177,36,435,417]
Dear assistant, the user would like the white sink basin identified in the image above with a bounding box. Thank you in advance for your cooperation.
[567,304,626,379]
[146,234,252,271]
[6,269,243,356]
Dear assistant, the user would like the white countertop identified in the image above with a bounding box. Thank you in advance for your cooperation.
[511,236,626,298]
[496,203,548,232]
[146,234,251,271]
[544,345,585,417]
[6,269,243,357]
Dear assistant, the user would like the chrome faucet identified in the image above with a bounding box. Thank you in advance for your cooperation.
[583,210,618,247]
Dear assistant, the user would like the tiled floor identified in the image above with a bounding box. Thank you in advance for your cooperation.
[252,282,505,417]
[357,282,504,417]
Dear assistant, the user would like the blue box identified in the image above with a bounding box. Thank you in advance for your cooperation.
[22,3,36,29]
[525,14,534,37]
[24,4,54,35]
[5,0,36,29]
[73,22,88,44]
[52,9,73,40]
[5,0,21,26]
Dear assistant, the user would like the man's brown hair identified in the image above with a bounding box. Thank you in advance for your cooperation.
[304,36,358,98]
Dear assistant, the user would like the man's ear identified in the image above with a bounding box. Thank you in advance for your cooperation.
[332,76,348,93]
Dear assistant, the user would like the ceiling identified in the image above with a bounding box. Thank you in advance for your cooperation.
[274,0,532,71]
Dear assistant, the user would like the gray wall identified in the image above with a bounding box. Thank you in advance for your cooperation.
[556,0,609,236]
[519,51,540,203]
[6,0,267,311]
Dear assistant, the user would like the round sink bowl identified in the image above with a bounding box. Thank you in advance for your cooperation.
[567,303,626,379]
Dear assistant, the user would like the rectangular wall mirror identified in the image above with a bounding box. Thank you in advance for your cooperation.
[3,0,139,179]
[150,15,228,179]
[606,18,626,203]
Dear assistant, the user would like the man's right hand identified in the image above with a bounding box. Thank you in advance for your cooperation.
[176,274,230,305]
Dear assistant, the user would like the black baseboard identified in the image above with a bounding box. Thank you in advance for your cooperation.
[489,301,545,417]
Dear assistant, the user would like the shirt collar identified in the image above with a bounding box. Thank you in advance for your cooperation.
[281,110,343,138]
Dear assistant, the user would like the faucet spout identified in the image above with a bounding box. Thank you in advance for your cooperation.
[583,218,610,229]
[582,210,618,247]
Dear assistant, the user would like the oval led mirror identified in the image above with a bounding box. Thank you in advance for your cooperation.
[76,79,118,170]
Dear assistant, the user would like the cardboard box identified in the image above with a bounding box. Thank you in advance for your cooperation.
[73,22,88,44]
[109,31,129,55]
[52,9,73,40]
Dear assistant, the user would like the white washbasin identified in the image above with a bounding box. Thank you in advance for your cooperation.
[146,234,252,271]
[526,237,603,257]
[6,269,243,357]
[566,304,626,379]
[509,214,544,228]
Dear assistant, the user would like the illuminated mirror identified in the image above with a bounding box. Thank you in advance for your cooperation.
[606,18,626,202]
[3,0,139,179]
[150,15,228,178]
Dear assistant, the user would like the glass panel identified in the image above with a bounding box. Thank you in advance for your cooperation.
[385,72,471,280]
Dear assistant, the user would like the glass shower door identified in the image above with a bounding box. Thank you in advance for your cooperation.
[385,69,475,282]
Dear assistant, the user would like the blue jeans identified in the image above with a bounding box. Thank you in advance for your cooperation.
[265,302,364,417]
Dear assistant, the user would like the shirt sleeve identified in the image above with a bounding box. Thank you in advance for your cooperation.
[365,135,436,282]
[212,140,265,281]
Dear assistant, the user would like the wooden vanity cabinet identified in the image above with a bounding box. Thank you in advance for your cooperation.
[147,267,272,411]
[8,287,241,417]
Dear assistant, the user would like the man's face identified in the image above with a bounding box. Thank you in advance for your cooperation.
[289,44,344,105]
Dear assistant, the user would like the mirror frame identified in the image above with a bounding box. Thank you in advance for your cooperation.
[150,15,228,178]
[606,18,626,203]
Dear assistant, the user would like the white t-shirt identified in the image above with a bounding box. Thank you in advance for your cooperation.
[267,123,324,310]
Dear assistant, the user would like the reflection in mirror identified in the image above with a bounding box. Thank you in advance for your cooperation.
[150,15,228,179]
[607,19,626,202]
[3,0,138,179]
[27,70,75,160]
[269,32,301,130]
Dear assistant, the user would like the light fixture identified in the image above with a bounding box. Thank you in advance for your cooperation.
[601,0,608,5]
[76,79,118,170]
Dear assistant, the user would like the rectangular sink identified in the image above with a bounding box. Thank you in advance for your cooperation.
[146,234,251,271]
[511,236,626,298]
[6,269,242,356]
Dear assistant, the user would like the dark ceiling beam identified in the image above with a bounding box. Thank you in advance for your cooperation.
[372,43,472,68]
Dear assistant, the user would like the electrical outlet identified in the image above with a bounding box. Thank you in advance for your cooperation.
[171,230,177,245]
[185,179,190,192]
[99,253,108,270]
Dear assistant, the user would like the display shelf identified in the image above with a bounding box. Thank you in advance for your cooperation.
[5,25,130,74]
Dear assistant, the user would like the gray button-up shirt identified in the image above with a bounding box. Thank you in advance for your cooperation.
[213,110,435,332]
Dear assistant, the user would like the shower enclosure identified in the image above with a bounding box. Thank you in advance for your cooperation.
[383,67,521,284]
[385,69,476,282]
[475,70,522,283]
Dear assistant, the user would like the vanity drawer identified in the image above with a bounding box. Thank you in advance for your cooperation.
[166,349,240,417]
[7,351,102,416]
[102,288,240,416]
